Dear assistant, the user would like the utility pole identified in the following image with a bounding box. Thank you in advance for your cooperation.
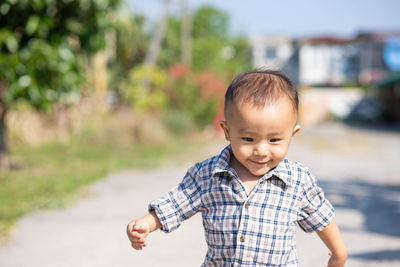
[144,0,172,68]
[181,0,192,66]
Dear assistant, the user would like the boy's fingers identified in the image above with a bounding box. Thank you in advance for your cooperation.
[131,240,147,250]
[130,236,146,244]
[128,237,143,246]
[127,221,145,232]
[130,231,144,239]
[131,243,142,250]
[133,224,147,233]
[127,226,146,239]
[127,221,136,234]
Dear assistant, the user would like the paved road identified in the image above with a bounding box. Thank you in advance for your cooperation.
[0,123,399,266]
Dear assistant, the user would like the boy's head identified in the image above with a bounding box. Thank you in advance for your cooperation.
[220,69,301,178]
[224,69,298,119]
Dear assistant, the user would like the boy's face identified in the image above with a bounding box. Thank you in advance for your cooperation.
[221,96,300,178]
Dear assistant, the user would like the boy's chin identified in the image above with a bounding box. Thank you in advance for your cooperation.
[249,167,270,177]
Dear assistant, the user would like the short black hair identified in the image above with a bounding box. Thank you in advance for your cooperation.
[224,69,298,116]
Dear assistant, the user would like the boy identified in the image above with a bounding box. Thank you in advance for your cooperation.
[127,70,347,266]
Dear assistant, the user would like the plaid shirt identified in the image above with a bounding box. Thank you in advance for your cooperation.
[149,145,334,266]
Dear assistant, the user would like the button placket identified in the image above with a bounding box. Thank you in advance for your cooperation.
[237,196,253,250]
[239,202,248,244]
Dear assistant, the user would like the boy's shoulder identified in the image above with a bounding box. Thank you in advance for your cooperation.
[281,158,310,171]
[188,145,231,178]
[275,158,315,187]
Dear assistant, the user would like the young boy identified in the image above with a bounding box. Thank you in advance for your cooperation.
[127,70,347,266]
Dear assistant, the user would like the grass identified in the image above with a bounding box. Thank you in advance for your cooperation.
[0,122,210,238]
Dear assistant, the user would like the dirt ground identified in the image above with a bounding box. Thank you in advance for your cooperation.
[0,122,399,266]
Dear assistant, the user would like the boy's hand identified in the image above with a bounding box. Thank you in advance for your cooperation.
[126,219,151,250]
[126,212,162,250]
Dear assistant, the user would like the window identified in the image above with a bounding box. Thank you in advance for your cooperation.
[265,47,277,60]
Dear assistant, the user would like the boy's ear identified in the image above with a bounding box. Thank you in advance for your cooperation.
[292,124,301,136]
[219,120,230,141]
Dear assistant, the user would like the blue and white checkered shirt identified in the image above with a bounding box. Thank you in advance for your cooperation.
[149,145,334,266]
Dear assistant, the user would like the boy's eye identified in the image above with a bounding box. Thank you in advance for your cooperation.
[241,137,254,142]
[269,138,281,143]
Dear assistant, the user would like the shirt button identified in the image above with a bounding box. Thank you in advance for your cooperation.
[244,203,250,209]
[240,236,245,242]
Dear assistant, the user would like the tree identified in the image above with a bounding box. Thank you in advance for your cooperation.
[144,0,172,68]
[157,15,182,68]
[191,5,251,74]
[0,0,121,168]
[180,0,192,66]
[192,5,228,40]
[156,5,252,75]
[108,12,149,99]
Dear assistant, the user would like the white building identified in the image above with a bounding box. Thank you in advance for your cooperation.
[250,35,358,86]
[299,37,353,85]
[250,36,295,70]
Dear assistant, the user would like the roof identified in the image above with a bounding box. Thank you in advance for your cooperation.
[356,31,400,42]
[300,36,352,45]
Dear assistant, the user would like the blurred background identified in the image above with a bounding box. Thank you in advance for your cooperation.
[0,0,399,266]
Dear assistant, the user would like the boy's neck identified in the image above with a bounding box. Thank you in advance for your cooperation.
[229,155,261,195]
[230,155,261,182]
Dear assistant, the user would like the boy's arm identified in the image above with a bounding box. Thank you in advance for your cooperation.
[126,212,162,250]
[317,219,348,267]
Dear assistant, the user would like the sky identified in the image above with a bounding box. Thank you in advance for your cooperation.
[125,0,400,38]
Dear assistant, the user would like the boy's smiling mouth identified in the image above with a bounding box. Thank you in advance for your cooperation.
[250,159,271,165]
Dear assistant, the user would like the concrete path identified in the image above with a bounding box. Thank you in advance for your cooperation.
[0,123,399,266]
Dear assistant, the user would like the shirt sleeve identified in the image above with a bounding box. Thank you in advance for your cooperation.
[297,169,335,232]
[148,164,203,233]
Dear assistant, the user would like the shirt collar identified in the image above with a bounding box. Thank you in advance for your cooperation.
[211,145,294,187]
[269,160,295,187]
[211,145,234,177]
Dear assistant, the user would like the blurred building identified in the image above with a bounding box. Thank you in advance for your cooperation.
[356,33,386,84]
[250,36,299,83]
[298,36,356,86]
[250,31,400,86]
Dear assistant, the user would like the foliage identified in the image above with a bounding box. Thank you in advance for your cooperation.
[192,6,229,40]
[155,5,251,75]
[122,65,169,112]
[112,4,251,133]
[157,16,182,69]
[165,64,225,131]
[174,6,250,73]
[115,5,251,132]
[108,11,149,97]
[121,62,222,131]
[0,0,121,110]
[191,6,252,74]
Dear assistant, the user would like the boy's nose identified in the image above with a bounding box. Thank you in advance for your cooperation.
[254,142,270,157]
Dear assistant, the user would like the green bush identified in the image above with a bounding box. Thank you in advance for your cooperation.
[122,65,169,112]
